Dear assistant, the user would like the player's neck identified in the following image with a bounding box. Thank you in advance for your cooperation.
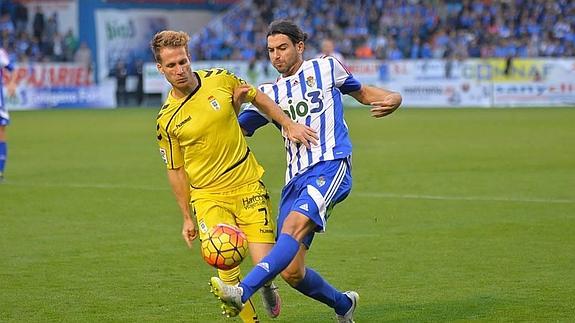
[282,59,304,77]
[171,72,199,99]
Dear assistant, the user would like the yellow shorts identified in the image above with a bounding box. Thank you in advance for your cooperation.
[192,181,275,244]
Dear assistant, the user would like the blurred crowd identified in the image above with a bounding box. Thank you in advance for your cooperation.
[0,0,91,68]
[190,0,575,61]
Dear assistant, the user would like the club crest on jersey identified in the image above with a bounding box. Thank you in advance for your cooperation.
[306,76,316,88]
[208,95,220,110]
[316,176,326,187]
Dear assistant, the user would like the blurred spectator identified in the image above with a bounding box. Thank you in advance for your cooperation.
[31,5,43,40]
[13,0,27,35]
[318,38,344,63]
[74,41,92,70]
[0,13,14,34]
[134,59,144,106]
[63,29,78,61]
[44,12,58,43]
[51,32,65,62]
[112,60,128,106]
[355,37,374,59]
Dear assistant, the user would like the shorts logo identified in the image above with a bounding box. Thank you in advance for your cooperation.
[299,203,309,211]
[208,95,220,110]
[242,193,268,209]
[316,176,326,187]
[198,219,209,233]
[159,148,168,164]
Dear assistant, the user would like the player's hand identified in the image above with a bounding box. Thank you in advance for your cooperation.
[284,122,318,149]
[370,93,402,118]
[233,84,253,109]
[182,217,198,248]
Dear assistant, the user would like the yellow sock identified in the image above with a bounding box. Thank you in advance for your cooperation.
[218,267,259,323]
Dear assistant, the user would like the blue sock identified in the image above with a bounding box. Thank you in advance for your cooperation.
[294,267,352,315]
[0,141,6,174]
[239,233,300,303]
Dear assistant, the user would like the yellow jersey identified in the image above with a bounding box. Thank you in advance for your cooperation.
[156,68,261,193]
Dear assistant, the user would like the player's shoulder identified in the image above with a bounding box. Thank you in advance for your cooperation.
[156,92,184,123]
[156,102,173,125]
[196,68,237,80]
[197,68,246,87]
[256,81,276,92]
[313,55,345,67]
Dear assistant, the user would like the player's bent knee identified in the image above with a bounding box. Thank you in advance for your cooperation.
[281,212,316,242]
[280,267,304,287]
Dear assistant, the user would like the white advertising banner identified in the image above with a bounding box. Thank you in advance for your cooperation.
[492,82,575,107]
[144,58,574,108]
[386,58,575,83]
[392,80,492,107]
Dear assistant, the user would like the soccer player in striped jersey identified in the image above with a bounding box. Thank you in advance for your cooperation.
[151,30,316,322]
[0,47,14,182]
[209,20,401,322]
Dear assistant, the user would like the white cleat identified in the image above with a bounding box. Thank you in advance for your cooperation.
[336,291,359,323]
[209,277,244,317]
[261,282,281,318]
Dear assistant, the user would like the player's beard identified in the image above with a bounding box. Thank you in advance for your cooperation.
[274,56,301,77]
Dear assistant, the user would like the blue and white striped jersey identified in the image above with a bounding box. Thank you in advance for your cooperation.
[238,57,361,184]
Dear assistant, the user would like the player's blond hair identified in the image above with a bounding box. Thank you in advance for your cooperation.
[150,30,190,63]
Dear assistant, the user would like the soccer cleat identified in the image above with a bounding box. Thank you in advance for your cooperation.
[336,291,359,323]
[261,282,281,318]
[209,277,244,317]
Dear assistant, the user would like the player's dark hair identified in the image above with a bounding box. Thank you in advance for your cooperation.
[266,20,308,44]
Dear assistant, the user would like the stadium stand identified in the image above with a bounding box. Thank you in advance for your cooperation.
[189,0,575,61]
[1,0,572,66]
[1,0,80,64]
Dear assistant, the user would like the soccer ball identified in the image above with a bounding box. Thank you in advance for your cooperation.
[201,224,248,270]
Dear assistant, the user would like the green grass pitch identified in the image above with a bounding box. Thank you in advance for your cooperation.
[1,107,574,322]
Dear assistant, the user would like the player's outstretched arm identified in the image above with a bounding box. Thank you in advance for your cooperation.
[167,167,197,248]
[349,85,402,118]
[251,89,318,148]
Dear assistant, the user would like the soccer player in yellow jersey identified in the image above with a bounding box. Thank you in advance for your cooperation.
[150,30,317,322]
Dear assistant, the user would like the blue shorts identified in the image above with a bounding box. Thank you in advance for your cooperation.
[0,109,9,126]
[277,157,352,248]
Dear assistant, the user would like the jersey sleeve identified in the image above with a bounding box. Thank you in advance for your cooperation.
[238,104,271,137]
[331,57,361,94]
[223,70,257,102]
[156,121,184,169]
